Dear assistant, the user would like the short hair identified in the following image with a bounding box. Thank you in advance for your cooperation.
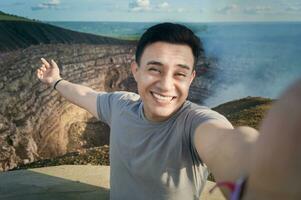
[135,22,201,68]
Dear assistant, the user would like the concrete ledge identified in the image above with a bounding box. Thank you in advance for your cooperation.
[0,165,225,200]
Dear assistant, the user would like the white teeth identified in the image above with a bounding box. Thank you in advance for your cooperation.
[152,92,173,101]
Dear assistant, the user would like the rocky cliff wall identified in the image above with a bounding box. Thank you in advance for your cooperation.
[0,43,215,172]
[0,43,136,171]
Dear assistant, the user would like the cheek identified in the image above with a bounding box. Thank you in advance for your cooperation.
[177,80,191,93]
[138,74,157,88]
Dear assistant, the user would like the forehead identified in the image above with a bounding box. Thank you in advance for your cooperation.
[140,42,194,68]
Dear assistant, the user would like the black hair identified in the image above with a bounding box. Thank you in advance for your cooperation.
[135,22,201,68]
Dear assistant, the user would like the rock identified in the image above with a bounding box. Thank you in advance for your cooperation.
[0,123,6,132]
[0,43,137,171]
[23,159,30,164]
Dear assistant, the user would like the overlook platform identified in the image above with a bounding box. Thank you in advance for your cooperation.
[0,165,225,200]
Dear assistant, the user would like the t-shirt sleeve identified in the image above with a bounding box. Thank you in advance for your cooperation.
[185,105,233,164]
[96,92,124,125]
[96,91,139,126]
[96,92,114,125]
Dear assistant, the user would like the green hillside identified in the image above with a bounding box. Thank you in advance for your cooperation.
[213,96,274,129]
[0,11,134,53]
[0,11,33,22]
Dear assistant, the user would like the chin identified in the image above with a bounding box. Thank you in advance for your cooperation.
[150,108,177,121]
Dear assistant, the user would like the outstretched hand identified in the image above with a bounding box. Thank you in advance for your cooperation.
[36,58,61,87]
[244,78,301,200]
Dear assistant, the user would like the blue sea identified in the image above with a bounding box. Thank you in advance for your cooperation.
[49,21,301,107]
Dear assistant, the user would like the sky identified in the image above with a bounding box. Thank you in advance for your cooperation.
[1,0,301,22]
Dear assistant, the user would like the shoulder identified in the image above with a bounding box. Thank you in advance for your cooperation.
[184,101,220,116]
[96,91,141,122]
[116,91,140,101]
[182,101,231,125]
[97,91,140,103]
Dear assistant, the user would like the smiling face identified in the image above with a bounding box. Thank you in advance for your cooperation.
[131,42,196,122]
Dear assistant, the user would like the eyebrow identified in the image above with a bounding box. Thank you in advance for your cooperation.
[146,61,191,71]
[177,64,191,71]
[147,61,164,66]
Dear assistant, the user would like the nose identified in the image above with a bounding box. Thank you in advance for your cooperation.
[158,73,174,92]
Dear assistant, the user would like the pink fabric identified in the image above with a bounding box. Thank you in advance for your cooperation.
[210,177,247,200]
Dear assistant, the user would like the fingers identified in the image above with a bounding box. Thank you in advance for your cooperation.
[51,59,58,68]
[36,68,43,79]
[41,57,50,68]
[37,58,60,83]
[40,64,46,71]
[41,58,59,70]
[36,63,46,78]
[37,58,51,80]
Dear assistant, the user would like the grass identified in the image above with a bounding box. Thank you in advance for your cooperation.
[0,11,34,22]
[100,34,140,41]
[213,96,274,129]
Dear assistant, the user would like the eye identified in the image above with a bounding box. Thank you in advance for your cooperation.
[175,73,187,77]
[149,67,160,73]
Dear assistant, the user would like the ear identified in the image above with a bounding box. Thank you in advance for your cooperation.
[189,70,196,85]
[131,61,139,82]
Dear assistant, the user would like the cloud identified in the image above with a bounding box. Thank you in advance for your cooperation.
[154,2,172,12]
[129,0,176,12]
[217,4,240,14]
[129,0,151,12]
[217,4,276,15]
[243,6,272,15]
[128,0,187,14]
[177,8,184,13]
[285,6,301,12]
[157,2,169,9]
[285,6,301,14]
[284,2,301,13]
[31,0,61,11]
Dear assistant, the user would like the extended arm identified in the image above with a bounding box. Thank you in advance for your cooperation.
[194,121,259,197]
[195,78,301,200]
[36,58,99,118]
[244,79,301,200]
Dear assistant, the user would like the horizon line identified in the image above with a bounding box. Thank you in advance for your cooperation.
[44,20,301,23]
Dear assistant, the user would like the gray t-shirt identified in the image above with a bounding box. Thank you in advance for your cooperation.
[96,91,231,200]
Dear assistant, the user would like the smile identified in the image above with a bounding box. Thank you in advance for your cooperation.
[151,92,176,103]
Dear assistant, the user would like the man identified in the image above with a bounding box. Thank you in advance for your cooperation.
[37,23,301,200]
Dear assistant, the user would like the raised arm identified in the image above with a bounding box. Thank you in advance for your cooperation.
[194,120,259,197]
[36,58,99,118]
